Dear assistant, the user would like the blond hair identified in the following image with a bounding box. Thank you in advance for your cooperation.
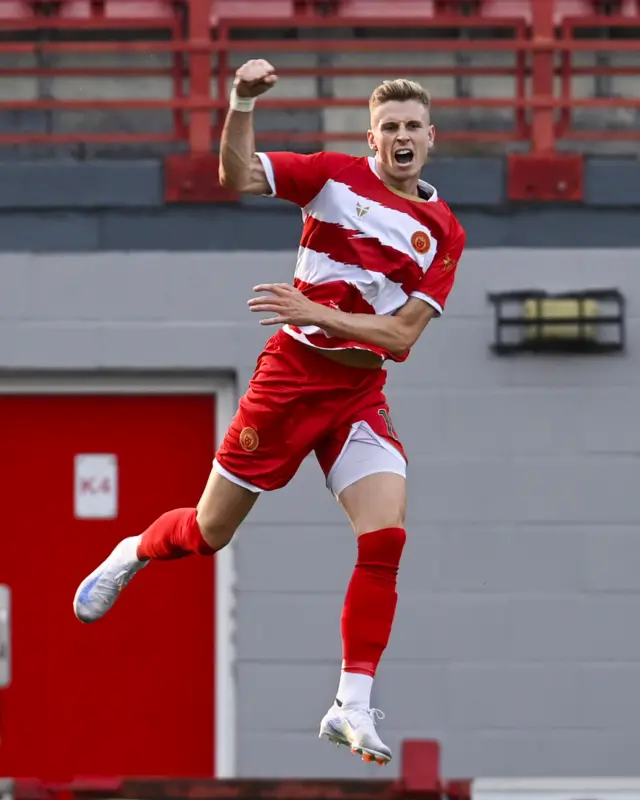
[369,79,431,112]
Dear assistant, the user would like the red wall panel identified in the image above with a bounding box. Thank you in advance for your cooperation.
[0,394,216,781]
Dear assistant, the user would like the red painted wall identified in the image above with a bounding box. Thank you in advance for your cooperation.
[0,394,216,781]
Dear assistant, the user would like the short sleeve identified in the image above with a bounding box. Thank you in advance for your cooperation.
[255,150,347,208]
[411,218,466,315]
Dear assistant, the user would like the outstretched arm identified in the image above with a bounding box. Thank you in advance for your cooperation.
[248,283,437,358]
[218,59,277,195]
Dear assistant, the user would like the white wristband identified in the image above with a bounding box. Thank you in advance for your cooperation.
[230,88,256,112]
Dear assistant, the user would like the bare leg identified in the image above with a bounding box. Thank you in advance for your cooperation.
[338,472,406,537]
[196,468,259,550]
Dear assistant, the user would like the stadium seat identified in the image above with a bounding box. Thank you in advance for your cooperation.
[478,0,532,19]
[479,0,627,24]
[337,0,435,18]
[57,1,102,18]
[0,1,33,20]
[434,0,481,13]
[57,0,178,19]
[553,0,595,19]
[576,0,640,15]
[552,0,640,20]
[105,0,179,18]
[210,0,294,20]
[616,0,639,15]
[550,0,639,21]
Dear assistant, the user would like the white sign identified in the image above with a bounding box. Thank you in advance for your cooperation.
[0,585,10,688]
[473,777,640,800]
[74,454,118,520]
[0,780,13,800]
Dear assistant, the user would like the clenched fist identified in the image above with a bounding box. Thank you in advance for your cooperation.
[234,59,278,98]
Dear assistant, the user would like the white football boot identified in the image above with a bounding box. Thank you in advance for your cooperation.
[73,535,149,623]
[319,701,392,765]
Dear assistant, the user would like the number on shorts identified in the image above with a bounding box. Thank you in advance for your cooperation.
[378,408,399,441]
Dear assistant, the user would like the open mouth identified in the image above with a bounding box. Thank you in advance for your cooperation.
[394,148,414,165]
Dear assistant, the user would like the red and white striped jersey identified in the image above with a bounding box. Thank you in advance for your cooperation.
[256,149,466,362]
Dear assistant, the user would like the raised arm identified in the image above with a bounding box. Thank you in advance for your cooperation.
[218,59,277,195]
[219,59,341,203]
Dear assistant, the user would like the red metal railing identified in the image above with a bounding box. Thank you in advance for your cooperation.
[0,0,637,153]
[7,740,470,800]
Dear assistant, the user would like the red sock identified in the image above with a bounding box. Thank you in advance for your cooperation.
[341,527,406,677]
[136,508,215,560]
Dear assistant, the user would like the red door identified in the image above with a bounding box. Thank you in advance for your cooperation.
[0,394,216,781]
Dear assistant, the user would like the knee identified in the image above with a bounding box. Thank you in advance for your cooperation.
[195,508,238,551]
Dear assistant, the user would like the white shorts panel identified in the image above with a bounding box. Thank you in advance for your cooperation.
[212,458,264,493]
[326,422,407,499]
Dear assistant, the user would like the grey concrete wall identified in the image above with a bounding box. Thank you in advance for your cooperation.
[0,158,640,250]
[5,206,640,251]
[4,157,640,209]
[3,249,640,780]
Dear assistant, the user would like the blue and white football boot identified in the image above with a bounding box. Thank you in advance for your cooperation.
[73,535,148,623]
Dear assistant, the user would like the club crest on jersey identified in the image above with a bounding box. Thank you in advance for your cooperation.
[239,427,259,452]
[355,202,370,218]
[411,231,430,254]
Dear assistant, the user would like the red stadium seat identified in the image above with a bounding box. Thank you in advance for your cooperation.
[434,0,481,13]
[613,0,639,15]
[478,0,532,19]
[479,0,630,24]
[552,0,640,20]
[337,0,435,17]
[57,1,102,18]
[57,0,178,19]
[211,0,294,20]
[437,0,565,24]
[105,0,178,18]
[553,0,595,19]
[552,0,639,21]
[433,0,639,23]
[0,1,33,20]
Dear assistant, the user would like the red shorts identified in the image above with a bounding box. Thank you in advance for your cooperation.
[215,330,406,492]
